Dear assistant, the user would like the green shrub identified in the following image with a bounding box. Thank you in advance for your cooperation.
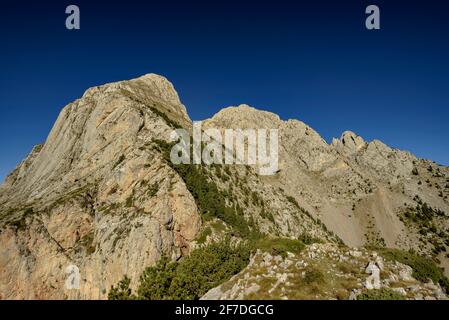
[153,139,256,237]
[357,288,405,300]
[402,202,446,226]
[125,194,133,208]
[298,233,322,245]
[110,241,250,300]
[108,276,134,300]
[166,242,250,299]
[376,248,449,293]
[149,106,182,129]
[147,183,159,197]
[253,238,305,258]
[7,207,34,231]
[196,226,212,244]
[137,256,178,300]
[260,209,275,223]
[286,196,299,208]
[303,268,325,285]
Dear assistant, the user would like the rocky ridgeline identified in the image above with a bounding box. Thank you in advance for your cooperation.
[204,104,449,271]
[201,243,447,300]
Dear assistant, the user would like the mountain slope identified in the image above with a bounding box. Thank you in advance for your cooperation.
[203,105,449,273]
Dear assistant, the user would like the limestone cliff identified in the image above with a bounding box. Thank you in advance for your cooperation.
[0,74,200,299]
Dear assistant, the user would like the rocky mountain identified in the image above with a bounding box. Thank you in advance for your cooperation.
[204,105,449,264]
[0,74,448,300]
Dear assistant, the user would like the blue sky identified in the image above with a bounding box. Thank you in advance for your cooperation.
[1,0,448,182]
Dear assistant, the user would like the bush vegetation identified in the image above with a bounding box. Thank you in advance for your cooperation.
[6,207,34,231]
[196,226,212,244]
[108,276,134,300]
[153,139,259,239]
[375,248,449,293]
[253,237,305,258]
[149,105,182,129]
[298,233,323,245]
[303,267,325,285]
[357,288,405,300]
[108,235,314,300]
[404,202,446,224]
[108,241,250,300]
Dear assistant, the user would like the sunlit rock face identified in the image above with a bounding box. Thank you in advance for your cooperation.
[0,74,200,299]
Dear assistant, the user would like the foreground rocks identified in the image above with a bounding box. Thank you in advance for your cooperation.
[201,244,448,300]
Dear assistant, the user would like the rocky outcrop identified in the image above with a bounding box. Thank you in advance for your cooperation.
[201,244,448,300]
[332,131,366,155]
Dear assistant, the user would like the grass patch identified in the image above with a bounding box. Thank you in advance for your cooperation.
[147,183,159,197]
[119,88,183,130]
[253,238,305,258]
[5,207,34,231]
[210,220,227,233]
[357,288,405,300]
[125,194,134,208]
[303,267,325,285]
[196,226,212,244]
[260,209,275,223]
[78,231,95,255]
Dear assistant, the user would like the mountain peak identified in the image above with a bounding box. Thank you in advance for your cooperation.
[340,130,365,144]
[205,104,281,129]
[81,73,189,123]
[332,130,366,155]
[135,73,183,106]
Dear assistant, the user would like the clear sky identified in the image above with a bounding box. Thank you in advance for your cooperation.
[1,0,448,182]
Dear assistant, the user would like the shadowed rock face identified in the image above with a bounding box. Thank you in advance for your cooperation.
[0,74,448,300]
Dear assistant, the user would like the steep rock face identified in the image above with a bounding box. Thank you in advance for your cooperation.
[0,74,191,206]
[0,74,200,299]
